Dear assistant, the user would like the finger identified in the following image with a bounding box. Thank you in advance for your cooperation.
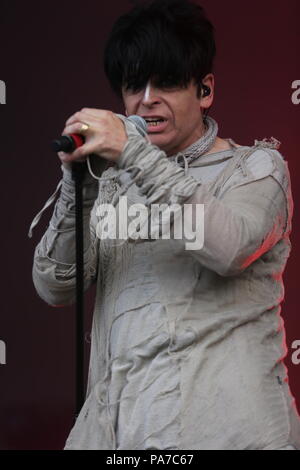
[65,109,109,126]
[65,111,87,126]
[70,142,102,160]
[57,149,87,163]
[58,151,75,163]
[63,115,101,133]
[63,113,111,135]
[58,151,67,160]
[80,108,110,118]
[62,122,92,136]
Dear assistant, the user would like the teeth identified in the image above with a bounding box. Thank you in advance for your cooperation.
[147,119,165,126]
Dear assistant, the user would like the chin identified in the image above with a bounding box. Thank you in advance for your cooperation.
[148,134,169,151]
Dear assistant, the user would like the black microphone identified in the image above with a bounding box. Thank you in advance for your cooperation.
[50,115,147,153]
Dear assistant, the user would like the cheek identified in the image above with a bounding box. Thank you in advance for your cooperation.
[172,107,188,130]
[123,92,144,113]
[122,95,135,112]
[173,99,190,120]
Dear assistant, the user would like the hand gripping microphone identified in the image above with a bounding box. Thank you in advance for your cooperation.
[50,114,147,153]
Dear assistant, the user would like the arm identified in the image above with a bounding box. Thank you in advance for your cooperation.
[184,174,289,276]
[116,135,291,277]
[32,164,100,306]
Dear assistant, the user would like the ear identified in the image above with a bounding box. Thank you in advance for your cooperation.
[125,109,128,117]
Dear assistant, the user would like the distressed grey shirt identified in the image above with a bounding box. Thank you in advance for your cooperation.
[29,118,300,450]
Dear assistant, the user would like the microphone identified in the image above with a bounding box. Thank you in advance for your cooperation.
[50,114,147,153]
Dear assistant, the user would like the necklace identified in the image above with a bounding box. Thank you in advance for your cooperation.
[169,115,218,166]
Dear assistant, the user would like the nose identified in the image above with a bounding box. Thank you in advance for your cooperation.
[141,82,162,107]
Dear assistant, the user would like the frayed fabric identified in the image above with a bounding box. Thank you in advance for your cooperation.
[30,117,300,450]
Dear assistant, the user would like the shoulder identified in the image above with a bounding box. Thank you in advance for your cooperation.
[233,137,287,182]
[217,137,291,198]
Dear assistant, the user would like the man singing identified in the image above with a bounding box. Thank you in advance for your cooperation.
[29,0,300,450]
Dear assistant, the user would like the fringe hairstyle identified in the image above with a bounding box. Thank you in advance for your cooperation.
[104,0,216,100]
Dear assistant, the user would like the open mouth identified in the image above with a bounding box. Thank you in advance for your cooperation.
[144,118,168,132]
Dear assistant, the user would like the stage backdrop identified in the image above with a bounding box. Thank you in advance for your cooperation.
[0,0,299,450]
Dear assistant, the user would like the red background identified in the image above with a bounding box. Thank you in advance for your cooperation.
[0,0,299,450]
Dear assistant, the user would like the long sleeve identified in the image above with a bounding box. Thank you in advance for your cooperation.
[182,175,289,276]
[32,164,100,306]
[116,134,291,277]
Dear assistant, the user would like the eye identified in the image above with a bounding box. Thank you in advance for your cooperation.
[124,85,145,95]
[157,78,180,90]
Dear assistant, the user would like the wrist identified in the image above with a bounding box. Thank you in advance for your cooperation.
[111,136,129,164]
[60,162,98,186]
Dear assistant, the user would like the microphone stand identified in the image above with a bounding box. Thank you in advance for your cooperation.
[51,134,88,421]
[70,155,108,421]
[71,160,87,419]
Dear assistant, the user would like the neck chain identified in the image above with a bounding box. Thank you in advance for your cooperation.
[169,115,218,166]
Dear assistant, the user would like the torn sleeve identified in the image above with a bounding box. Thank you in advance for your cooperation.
[32,165,100,306]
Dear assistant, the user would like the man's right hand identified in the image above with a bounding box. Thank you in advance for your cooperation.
[57,151,86,170]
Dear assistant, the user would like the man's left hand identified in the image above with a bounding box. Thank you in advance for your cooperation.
[60,108,128,163]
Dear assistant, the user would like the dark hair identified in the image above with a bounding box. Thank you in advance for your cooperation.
[103,0,216,100]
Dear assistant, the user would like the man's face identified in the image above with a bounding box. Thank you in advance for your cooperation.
[122,77,213,156]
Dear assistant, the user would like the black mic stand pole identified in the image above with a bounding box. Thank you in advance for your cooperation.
[51,134,88,421]
[71,160,87,419]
